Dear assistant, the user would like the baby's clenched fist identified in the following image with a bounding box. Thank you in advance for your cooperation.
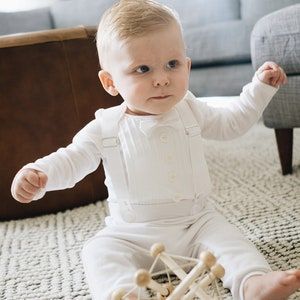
[256,61,287,88]
[11,169,48,203]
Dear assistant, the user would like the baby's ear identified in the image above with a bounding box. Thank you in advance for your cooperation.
[186,57,191,72]
[98,70,119,96]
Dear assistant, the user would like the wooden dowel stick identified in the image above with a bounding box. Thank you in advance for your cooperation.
[182,283,199,300]
[148,280,169,296]
[182,292,196,300]
[167,261,206,300]
[159,252,187,278]
[199,272,215,290]
[199,264,225,290]
[111,288,125,300]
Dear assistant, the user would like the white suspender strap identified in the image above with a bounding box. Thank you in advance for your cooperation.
[97,104,129,199]
[175,99,211,197]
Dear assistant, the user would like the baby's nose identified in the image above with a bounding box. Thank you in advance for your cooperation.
[153,73,170,87]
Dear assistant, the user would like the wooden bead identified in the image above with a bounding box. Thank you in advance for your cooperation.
[150,243,165,257]
[134,269,151,287]
[199,251,216,268]
[111,288,125,300]
[211,263,225,279]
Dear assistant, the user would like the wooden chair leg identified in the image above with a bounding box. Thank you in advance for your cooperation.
[275,128,293,175]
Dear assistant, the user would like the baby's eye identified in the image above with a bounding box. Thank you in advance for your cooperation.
[136,65,150,74]
[166,60,179,69]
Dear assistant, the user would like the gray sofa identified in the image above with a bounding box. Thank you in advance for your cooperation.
[1,0,300,96]
[251,4,300,175]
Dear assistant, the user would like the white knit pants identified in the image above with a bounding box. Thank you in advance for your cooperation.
[81,205,270,300]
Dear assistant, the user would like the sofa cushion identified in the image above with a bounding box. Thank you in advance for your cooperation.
[51,0,240,30]
[51,0,115,28]
[241,0,300,24]
[0,8,53,35]
[159,0,240,30]
[190,63,253,96]
[185,20,252,65]
[251,4,300,75]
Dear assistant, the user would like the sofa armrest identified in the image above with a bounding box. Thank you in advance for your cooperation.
[251,4,300,75]
[250,4,300,129]
[0,26,93,48]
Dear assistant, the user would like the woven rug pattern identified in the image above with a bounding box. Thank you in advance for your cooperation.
[1,122,299,299]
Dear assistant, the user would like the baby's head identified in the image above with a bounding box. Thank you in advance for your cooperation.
[97,0,191,115]
[97,0,182,70]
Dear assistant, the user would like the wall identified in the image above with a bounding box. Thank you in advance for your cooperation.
[0,0,57,12]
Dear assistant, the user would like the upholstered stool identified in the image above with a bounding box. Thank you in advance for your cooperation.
[251,4,300,175]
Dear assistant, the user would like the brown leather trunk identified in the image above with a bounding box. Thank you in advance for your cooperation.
[0,26,122,221]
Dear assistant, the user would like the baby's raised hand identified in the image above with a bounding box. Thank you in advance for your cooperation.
[256,61,287,88]
[11,169,48,203]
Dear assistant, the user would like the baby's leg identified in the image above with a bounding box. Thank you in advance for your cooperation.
[192,208,300,299]
[191,208,271,299]
[81,235,153,300]
[243,270,300,300]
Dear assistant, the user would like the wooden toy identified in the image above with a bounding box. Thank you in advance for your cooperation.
[112,243,225,299]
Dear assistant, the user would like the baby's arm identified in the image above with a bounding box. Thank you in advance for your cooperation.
[11,118,103,203]
[187,61,286,140]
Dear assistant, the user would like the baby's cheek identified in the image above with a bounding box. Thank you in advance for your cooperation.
[176,72,188,86]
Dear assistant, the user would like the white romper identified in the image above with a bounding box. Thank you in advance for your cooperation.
[24,76,278,300]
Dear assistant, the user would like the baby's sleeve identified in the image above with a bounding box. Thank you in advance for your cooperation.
[23,117,103,197]
[186,75,278,140]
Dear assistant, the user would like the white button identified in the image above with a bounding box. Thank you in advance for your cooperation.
[120,204,136,222]
[191,194,204,215]
[191,202,204,215]
[173,193,181,202]
[168,171,177,182]
[123,210,135,222]
[165,154,173,163]
[160,132,168,143]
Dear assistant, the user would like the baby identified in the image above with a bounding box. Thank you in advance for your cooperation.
[11,0,300,299]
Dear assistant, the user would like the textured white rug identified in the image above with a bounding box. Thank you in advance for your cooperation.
[1,122,299,300]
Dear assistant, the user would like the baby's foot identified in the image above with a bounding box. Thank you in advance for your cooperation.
[243,270,300,300]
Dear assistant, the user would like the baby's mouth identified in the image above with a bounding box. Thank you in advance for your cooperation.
[150,95,171,100]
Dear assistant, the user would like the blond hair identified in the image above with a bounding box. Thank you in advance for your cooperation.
[96,0,182,69]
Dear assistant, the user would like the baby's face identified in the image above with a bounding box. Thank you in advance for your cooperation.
[104,22,191,115]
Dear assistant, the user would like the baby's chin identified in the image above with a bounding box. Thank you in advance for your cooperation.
[126,96,184,115]
[145,106,175,115]
[148,98,184,115]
